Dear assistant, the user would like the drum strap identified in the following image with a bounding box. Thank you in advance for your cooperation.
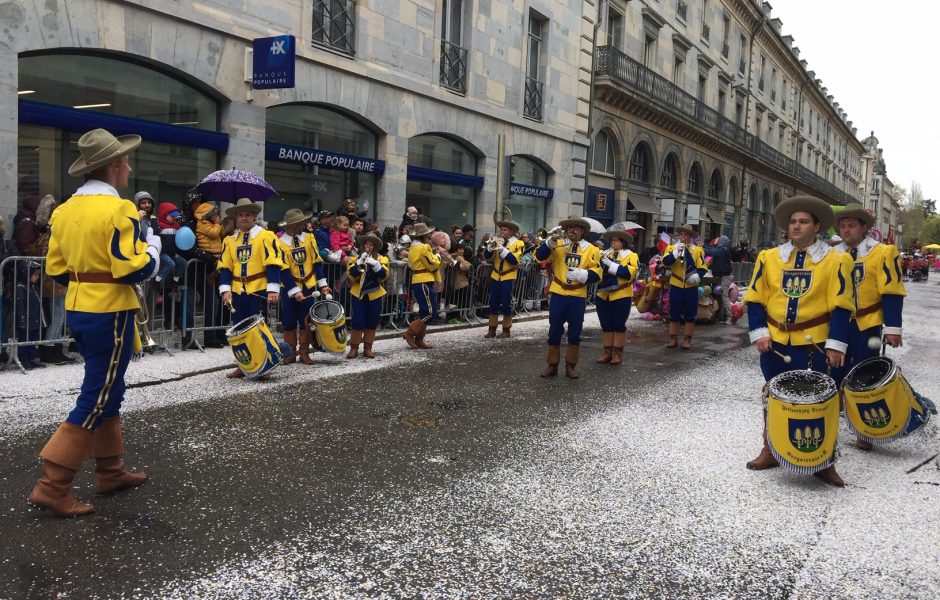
[855,301,883,318]
[766,313,831,332]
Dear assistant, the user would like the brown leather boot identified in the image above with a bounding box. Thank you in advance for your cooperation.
[281,330,298,364]
[814,465,845,487]
[681,322,695,350]
[596,332,613,363]
[91,418,147,495]
[226,367,245,378]
[851,438,873,451]
[415,320,433,349]
[565,345,581,379]
[665,321,680,348]
[346,329,362,359]
[746,410,780,470]
[403,320,421,349]
[298,329,315,364]
[28,422,95,517]
[610,332,626,365]
[363,330,377,358]
[484,315,498,338]
[541,345,560,377]
[498,315,512,338]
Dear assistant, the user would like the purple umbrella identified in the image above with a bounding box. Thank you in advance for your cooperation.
[195,169,277,204]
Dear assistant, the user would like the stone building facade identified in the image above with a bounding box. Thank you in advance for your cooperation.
[588,0,863,250]
[858,132,901,243]
[3,0,595,236]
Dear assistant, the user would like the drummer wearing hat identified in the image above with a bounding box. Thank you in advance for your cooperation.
[744,195,855,486]
[595,230,639,365]
[346,231,389,358]
[218,198,287,377]
[482,218,526,338]
[402,222,443,349]
[29,128,161,517]
[276,208,332,365]
[534,216,603,379]
[661,224,708,349]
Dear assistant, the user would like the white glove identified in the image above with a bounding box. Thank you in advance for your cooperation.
[366,257,382,272]
[327,250,343,263]
[146,232,162,254]
[498,246,510,258]
[607,263,620,276]
[686,273,700,285]
[566,267,589,284]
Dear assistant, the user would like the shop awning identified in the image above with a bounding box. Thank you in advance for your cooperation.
[703,207,724,223]
[628,194,660,214]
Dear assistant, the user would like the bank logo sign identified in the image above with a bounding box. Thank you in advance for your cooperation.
[266,142,387,176]
[253,35,295,89]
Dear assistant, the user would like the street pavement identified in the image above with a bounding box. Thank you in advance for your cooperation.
[1,280,938,599]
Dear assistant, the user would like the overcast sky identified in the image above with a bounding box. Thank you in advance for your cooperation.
[770,0,940,201]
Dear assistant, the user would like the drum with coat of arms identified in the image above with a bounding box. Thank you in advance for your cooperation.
[766,370,840,475]
[842,356,931,444]
[225,314,284,379]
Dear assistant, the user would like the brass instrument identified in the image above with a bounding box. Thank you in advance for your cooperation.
[134,283,158,351]
[437,249,458,267]
[547,225,571,248]
[484,235,504,252]
[602,248,619,262]
[522,228,550,256]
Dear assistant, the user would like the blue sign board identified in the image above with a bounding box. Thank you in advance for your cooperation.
[266,142,386,176]
[587,186,615,222]
[252,35,295,89]
[509,183,554,199]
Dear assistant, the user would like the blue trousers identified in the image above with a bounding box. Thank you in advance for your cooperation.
[831,322,881,386]
[547,294,586,346]
[596,297,632,333]
[65,310,135,430]
[280,289,315,332]
[232,292,266,326]
[669,285,698,323]
[759,341,830,382]
[488,280,514,316]
[351,295,382,330]
[412,283,438,322]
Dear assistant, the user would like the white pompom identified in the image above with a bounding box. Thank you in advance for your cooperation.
[868,336,882,351]
[311,291,321,298]
[783,355,792,364]
[325,294,333,301]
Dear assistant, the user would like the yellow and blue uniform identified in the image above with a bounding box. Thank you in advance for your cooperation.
[44,180,159,430]
[596,249,639,333]
[745,239,856,381]
[276,232,327,331]
[348,254,389,330]
[662,243,707,323]
[408,242,442,322]
[483,236,525,316]
[535,239,603,345]
[218,225,285,323]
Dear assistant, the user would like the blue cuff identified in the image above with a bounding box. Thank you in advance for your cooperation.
[663,253,676,266]
[882,294,903,328]
[697,268,707,278]
[616,265,634,281]
[349,264,362,277]
[747,302,768,332]
[586,270,600,284]
[829,307,851,344]
[315,263,325,280]
[116,256,158,284]
[504,253,518,266]
[482,249,493,260]
[265,265,280,284]
[534,242,551,261]
[280,269,297,290]
[219,269,232,286]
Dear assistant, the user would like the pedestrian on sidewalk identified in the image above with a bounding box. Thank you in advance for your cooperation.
[28,128,160,517]
[14,260,45,369]
[704,235,733,324]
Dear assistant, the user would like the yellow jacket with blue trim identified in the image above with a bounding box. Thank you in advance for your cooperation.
[662,244,707,289]
[745,239,856,348]
[45,182,156,313]
[534,239,603,298]
[219,226,285,295]
[348,254,389,301]
[484,237,526,282]
[596,249,639,301]
[408,243,442,284]
[276,232,326,294]
[835,237,905,333]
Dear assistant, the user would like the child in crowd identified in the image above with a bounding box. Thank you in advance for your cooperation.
[15,260,45,369]
[330,215,356,260]
[156,202,188,288]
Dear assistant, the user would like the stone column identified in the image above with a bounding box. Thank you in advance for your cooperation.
[0,43,18,224]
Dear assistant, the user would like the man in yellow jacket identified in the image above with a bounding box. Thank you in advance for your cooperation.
[403,222,443,349]
[595,230,639,365]
[482,218,526,338]
[29,129,160,517]
[661,223,707,349]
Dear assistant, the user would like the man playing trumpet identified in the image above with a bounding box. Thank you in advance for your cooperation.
[662,224,707,349]
[402,222,442,349]
[346,232,389,359]
[482,217,525,338]
[595,230,639,365]
[534,217,602,379]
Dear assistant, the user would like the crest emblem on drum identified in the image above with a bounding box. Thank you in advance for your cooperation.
[789,417,825,453]
[236,245,252,264]
[856,398,891,429]
[290,246,307,265]
[231,343,252,366]
[565,252,581,269]
[782,269,812,298]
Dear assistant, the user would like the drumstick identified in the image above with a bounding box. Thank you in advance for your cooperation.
[773,349,792,364]
[867,336,883,352]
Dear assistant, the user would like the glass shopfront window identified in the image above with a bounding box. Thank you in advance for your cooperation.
[506,155,551,234]
[406,134,480,230]
[265,104,379,227]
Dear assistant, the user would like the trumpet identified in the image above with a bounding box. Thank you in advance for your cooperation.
[601,248,619,262]
[485,235,504,252]
[547,225,571,248]
[134,283,158,351]
[436,247,458,267]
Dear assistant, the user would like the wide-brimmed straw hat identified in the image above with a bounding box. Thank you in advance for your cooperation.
[225,198,263,219]
[558,216,590,230]
[774,195,834,232]
[68,128,142,177]
[835,203,875,227]
[675,223,697,236]
[410,222,435,237]
[603,230,634,246]
[278,208,312,227]
[356,232,384,252]
[495,219,521,233]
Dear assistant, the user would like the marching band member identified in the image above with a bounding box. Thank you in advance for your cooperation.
[218,198,286,378]
[482,217,525,338]
[402,222,442,349]
[661,224,707,349]
[534,216,603,379]
[29,129,159,517]
[595,230,639,365]
[346,232,389,359]
[276,208,331,365]
[744,196,855,487]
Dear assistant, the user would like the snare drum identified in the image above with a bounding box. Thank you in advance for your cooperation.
[766,370,840,475]
[225,314,284,379]
[842,356,931,444]
[308,300,348,354]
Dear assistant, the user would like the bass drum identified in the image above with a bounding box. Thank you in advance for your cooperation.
[225,314,284,379]
[842,356,931,444]
[766,370,840,475]
[308,300,349,354]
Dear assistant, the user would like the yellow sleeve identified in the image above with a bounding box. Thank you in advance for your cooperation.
[378,255,390,282]
[585,246,603,281]
[424,244,442,271]
[624,253,639,281]
[308,236,323,264]
[109,200,152,279]
[45,207,67,277]
[828,252,856,315]
[510,240,524,264]
[261,232,285,269]
[694,247,708,271]
[745,250,769,307]
[220,236,234,272]
[878,245,906,297]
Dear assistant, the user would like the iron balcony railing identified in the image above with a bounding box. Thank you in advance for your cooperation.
[595,45,857,205]
[313,0,356,55]
[524,76,544,121]
[440,40,468,94]
[722,41,730,58]
[677,0,688,21]
[702,24,710,42]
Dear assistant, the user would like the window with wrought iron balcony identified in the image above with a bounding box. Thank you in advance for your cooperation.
[721,41,729,58]
[702,24,710,43]
[677,0,688,21]
[439,40,468,94]
[312,0,356,56]
[524,77,544,121]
